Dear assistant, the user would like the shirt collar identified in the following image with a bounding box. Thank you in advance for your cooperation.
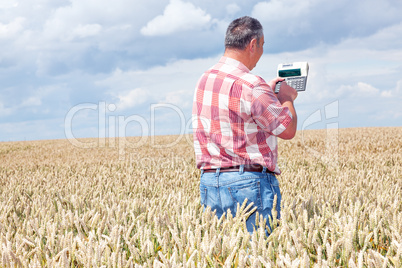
[219,56,250,73]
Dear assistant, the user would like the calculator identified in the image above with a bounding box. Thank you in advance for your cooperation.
[274,62,309,93]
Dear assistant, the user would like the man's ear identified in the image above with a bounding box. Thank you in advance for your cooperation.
[249,38,257,53]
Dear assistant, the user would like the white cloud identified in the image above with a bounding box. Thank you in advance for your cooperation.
[98,56,218,110]
[0,17,25,39]
[140,0,211,36]
[0,0,18,9]
[162,89,193,108]
[21,96,42,107]
[252,0,402,53]
[71,24,102,39]
[116,88,149,110]
[40,0,155,43]
[381,80,402,98]
[251,0,313,37]
[252,0,311,23]
[397,80,402,95]
[356,82,379,95]
[338,22,402,51]
[0,101,13,117]
[226,4,241,16]
[381,90,393,98]
[337,82,379,97]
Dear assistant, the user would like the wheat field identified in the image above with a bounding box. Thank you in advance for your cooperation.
[0,127,401,267]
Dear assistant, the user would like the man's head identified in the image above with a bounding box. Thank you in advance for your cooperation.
[225,16,263,51]
[224,16,264,70]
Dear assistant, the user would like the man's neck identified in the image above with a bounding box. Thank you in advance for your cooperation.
[223,49,252,70]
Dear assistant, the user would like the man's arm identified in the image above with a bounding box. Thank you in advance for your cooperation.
[276,81,298,140]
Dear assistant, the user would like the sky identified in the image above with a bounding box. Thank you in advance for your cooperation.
[0,0,401,142]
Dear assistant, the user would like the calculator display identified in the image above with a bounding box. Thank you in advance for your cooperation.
[278,69,301,77]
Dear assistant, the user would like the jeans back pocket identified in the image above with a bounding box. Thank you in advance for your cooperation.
[228,181,262,214]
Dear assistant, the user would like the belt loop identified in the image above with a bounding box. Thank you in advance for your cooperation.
[201,169,204,175]
[239,164,244,175]
[215,167,221,176]
[262,166,267,173]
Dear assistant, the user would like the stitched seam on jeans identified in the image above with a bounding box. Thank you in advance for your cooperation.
[218,175,265,186]
[201,187,207,205]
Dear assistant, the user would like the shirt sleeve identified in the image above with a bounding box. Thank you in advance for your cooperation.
[250,82,293,136]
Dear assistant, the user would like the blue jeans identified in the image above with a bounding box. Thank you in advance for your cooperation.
[200,166,281,234]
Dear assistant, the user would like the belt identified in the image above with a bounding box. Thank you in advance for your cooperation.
[202,165,273,174]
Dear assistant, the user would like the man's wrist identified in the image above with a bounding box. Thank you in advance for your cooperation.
[278,97,294,105]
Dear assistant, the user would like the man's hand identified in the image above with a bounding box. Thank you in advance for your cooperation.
[268,77,285,93]
[277,81,298,104]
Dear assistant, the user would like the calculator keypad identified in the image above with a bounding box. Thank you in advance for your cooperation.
[274,76,307,93]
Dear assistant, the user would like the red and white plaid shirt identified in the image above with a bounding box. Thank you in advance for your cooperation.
[192,56,292,174]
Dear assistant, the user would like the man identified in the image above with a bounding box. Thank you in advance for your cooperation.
[192,16,298,233]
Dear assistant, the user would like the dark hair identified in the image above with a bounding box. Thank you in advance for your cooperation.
[224,16,263,50]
